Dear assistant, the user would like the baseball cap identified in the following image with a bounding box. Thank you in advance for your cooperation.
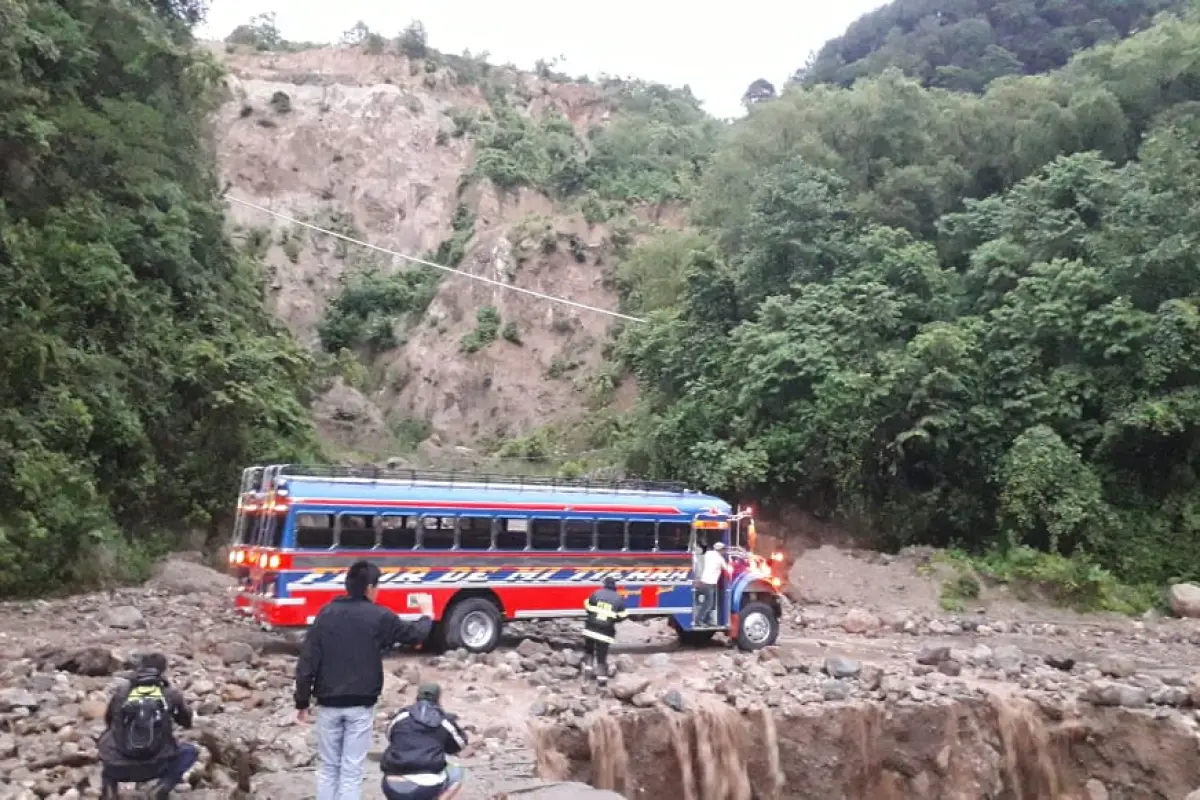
[416,682,441,702]
[713,541,726,550]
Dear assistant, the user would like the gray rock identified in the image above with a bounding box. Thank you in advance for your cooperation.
[608,674,650,702]
[1084,680,1149,708]
[823,656,862,679]
[821,681,851,701]
[217,642,255,666]
[500,781,627,799]
[0,688,39,712]
[1098,654,1136,679]
[916,646,951,666]
[1168,583,1200,618]
[992,645,1024,673]
[661,689,686,711]
[104,606,144,629]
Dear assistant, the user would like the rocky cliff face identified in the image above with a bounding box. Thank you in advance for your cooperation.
[208,43,641,460]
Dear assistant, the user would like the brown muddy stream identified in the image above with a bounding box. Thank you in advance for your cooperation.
[534,693,1200,799]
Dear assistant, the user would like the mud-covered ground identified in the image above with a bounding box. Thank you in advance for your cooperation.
[4,549,1200,799]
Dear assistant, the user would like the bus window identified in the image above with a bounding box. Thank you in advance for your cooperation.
[596,520,625,551]
[530,518,562,551]
[458,517,493,550]
[563,519,595,551]
[657,521,690,552]
[627,521,656,552]
[496,518,528,550]
[337,514,377,549]
[380,515,416,549]
[295,514,334,549]
[420,516,455,550]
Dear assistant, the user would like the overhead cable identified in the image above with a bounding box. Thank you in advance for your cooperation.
[225,194,645,323]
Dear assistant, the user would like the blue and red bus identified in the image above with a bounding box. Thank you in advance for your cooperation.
[226,464,785,652]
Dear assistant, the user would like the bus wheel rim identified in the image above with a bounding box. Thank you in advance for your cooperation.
[742,610,771,645]
[461,610,495,649]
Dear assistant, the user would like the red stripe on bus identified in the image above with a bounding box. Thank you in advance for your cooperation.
[287,498,686,515]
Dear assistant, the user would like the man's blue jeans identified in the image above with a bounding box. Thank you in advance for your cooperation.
[101,742,199,792]
[316,705,375,800]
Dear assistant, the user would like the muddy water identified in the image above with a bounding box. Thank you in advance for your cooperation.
[535,694,1200,799]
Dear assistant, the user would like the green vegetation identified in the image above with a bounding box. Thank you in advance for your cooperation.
[390,416,432,450]
[318,267,440,353]
[461,306,502,354]
[396,20,428,60]
[934,548,1156,614]
[431,203,477,268]
[317,204,474,354]
[461,80,719,207]
[801,0,1185,92]
[619,15,1200,592]
[223,12,322,52]
[0,0,317,595]
[342,21,386,54]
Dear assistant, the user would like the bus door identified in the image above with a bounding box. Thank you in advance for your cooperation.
[690,516,729,629]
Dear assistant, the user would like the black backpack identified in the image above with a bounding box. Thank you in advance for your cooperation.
[114,682,171,760]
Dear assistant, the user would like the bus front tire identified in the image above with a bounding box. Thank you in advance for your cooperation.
[443,597,502,653]
[735,601,779,650]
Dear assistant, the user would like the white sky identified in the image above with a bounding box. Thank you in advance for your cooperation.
[197,0,886,119]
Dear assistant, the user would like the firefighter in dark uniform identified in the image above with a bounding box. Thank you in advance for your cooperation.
[582,576,627,685]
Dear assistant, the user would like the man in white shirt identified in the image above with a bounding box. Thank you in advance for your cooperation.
[697,541,729,626]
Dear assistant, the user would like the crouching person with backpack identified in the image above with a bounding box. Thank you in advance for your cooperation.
[97,652,197,800]
[379,684,468,800]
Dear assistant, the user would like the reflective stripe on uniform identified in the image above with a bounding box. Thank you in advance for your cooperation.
[584,601,620,621]
[582,628,615,644]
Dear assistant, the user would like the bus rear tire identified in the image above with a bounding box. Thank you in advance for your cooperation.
[443,597,502,653]
[735,601,779,651]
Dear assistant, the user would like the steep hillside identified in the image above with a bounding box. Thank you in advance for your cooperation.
[799,0,1185,91]
[210,41,707,468]
[626,15,1200,593]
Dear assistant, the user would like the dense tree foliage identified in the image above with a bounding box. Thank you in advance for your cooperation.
[461,80,720,210]
[0,0,317,595]
[801,0,1186,92]
[621,18,1200,588]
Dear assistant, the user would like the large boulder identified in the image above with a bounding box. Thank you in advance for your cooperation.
[149,555,236,595]
[1168,583,1200,618]
[498,781,626,799]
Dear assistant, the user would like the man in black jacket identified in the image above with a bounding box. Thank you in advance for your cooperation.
[581,577,628,685]
[98,652,197,800]
[295,560,434,800]
[380,683,468,800]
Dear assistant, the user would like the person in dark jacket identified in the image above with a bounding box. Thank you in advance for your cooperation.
[380,683,468,799]
[98,652,197,800]
[295,560,434,800]
[581,577,628,685]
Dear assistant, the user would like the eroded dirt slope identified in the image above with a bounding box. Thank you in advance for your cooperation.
[207,43,637,456]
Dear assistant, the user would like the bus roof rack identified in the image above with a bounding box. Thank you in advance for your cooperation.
[270,464,694,495]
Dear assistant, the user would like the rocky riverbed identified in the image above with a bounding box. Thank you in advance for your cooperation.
[5,554,1200,798]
